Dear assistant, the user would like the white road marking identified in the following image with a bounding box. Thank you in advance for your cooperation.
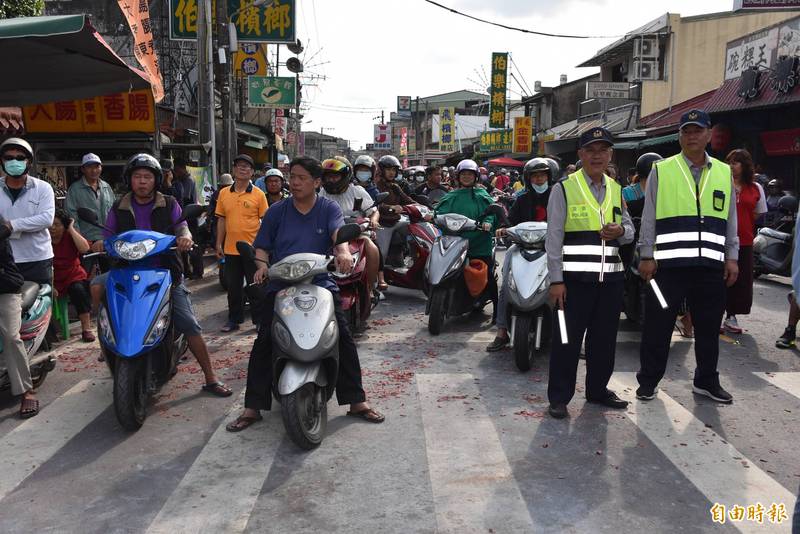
[360,330,688,344]
[146,392,281,534]
[754,372,800,401]
[609,373,794,534]
[0,378,112,501]
[416,373,534,533]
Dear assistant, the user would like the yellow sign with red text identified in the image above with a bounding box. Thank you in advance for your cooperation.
[23,90,156,134]
[513,116,533,154]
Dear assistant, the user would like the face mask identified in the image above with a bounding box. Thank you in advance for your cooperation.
[533,182,549,194]
[3,160,27,177]
[355,171,372,183]
[415,175,425,183]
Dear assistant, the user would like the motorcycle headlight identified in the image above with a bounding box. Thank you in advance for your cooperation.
[516,229,546,244]
[113,239,157,261]
[144,304,171,345]
[274,321,292,351]
[271,260,315,281]
[98,306,115,345]
[443,215,467,232]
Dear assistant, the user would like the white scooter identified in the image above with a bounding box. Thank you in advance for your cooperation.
[502,222,551,371]
[236,223,361,450]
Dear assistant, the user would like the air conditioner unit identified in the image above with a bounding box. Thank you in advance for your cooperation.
[633,60,659,81]
[634,37,660,59]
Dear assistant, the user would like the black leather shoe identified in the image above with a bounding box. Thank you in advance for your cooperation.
[586,390,629,409]
[548,403,568,419]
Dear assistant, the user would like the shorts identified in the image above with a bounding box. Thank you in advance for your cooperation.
[91,273,202,337]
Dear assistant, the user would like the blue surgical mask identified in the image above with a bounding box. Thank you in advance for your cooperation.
[3,160,27,177]
[533,182,549,194]
[355,171,372,183]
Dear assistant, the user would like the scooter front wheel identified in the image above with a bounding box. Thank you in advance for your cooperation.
[428,288,447,335]
[114,358,148,431]
[281,383,327,450]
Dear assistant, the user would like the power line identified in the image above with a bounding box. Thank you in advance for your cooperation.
[509,53,534,96]
[421,0,623,39]
[310,102,384,110]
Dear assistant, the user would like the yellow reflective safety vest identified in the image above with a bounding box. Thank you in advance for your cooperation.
[561,170,624,282]
[654,154,731,269]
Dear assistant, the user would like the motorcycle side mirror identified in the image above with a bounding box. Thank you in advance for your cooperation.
[178,203,205,223]
[77,207,99,225]
[334,223,361,245]
[236,241,257,262]
[411,194,432,208]
[374,192,390,205]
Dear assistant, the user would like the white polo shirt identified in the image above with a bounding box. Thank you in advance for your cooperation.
[0,175,55,263]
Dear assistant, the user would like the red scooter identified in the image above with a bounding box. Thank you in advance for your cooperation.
[381,201,439,293]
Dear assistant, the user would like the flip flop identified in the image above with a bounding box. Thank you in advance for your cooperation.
[202,381,233,397]
[346,407,385,424]
[225,414,263,432]
[20,397,39,419]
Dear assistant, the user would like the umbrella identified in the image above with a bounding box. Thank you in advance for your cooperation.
[0,14,152,106]
[487,157,525,168]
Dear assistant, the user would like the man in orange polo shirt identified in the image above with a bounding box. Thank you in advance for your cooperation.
[215,154,268,332]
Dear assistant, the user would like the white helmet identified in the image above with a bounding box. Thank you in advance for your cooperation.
[353,154,376,170]
[265,168,284,180]
[0,137,34,160]
[456,159,479,185]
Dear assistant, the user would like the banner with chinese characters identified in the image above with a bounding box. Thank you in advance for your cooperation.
[170,0,296,43]
[234,43,269,77]
[513,117,533,154]
[187,165,211,204]
[439,107,455,153]
[117,0,164,102]
[408,129,416,153]
[399,127,408,157]
[490,52,508,129]
[22,90,156,134]
[479,129,513,153]
[724,15,800,80]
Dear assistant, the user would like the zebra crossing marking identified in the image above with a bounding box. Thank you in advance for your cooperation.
[753,372,800,401]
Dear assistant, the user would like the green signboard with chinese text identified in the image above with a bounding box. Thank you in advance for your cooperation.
[170,0,296,43]
[489,52,508,129]
[247,76,297,108]
[479,129,513,153]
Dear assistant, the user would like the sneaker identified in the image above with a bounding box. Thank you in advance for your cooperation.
[776,326,796,349]
[636,385,658,401]
[723,316,743,334]
[692,384,733,404]
[548,403,568,419]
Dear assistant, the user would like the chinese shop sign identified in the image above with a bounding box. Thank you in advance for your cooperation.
[480,129,513,153]
[23,90,156,134]
[513,117,533,154]
[439,107,455,153]
[117,0,164,102]
[490,52,508,129]
[247,76,297,108]
[170,0,296,43]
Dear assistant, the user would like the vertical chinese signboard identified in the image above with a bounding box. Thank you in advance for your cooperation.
[170,0,296,43]
[513,117,532,154]
[23,90,156,134]
[490,52,508,129]
[439,107,455,153]
[117,0,164,101]
[399,127,408,157]
[234,43,269,76]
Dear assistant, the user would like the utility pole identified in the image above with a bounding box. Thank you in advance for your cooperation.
[216,0,232,176]
[422,101,429,165]
[414,96,420,164]
[197,0,217,182]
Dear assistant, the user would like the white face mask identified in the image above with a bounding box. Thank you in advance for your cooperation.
[355,171,372,183]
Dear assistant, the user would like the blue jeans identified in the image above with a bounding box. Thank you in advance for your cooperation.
[91,273,201,336]
[496,250,512,330]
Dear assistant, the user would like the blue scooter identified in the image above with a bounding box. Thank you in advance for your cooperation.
[78,204,204,430]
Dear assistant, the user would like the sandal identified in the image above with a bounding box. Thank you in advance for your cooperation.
[82,330,96,343]
[346,407,385,424]
[202,381,233,397]
[20,397,39,419]
[225,413,263,432]
[377,282,389,291]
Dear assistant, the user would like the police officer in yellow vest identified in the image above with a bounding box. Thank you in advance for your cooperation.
[637,109,739,403]
[545,127,635,419]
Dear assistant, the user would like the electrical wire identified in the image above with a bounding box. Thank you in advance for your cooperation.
[421,0,623,39]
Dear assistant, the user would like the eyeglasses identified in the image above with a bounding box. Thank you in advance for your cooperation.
[234,163,253,170]
[2,155,27,161]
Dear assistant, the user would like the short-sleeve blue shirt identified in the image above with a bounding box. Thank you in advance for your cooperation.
[253,196,344,291]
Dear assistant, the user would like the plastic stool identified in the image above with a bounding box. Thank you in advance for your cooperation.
[52,296,71,340]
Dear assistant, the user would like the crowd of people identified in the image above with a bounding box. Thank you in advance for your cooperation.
[0,107,796,431]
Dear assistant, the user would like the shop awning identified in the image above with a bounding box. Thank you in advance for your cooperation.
[487,157,524,168]
[614,133,678,150]
[639,89,717,130]
[0,15,152,106]
[706,75,800,113]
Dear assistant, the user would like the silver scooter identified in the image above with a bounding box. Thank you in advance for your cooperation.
[236,223,360,450]
[503,222,551,371]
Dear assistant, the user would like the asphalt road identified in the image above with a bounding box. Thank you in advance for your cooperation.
[0,259,798,533]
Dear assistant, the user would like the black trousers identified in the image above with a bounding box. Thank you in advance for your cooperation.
[638,267,725,390]
[225,254,246,324]
[244,291,367,411]
[547,279,624,405]
[66,280,92,315]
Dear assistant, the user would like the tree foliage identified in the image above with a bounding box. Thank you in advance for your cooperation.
[0,0,45,19]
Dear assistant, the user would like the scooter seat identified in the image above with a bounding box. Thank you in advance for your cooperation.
[759,228,792,243]
[20,281,40,313]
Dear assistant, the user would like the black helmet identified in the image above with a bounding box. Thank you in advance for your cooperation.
[123,153,163,189]
[635,152,663,180]
[321,157,352,195]
[778,195,798,214]
[523,158,551,192]
[544,158,560,183]
[378,155,401,170]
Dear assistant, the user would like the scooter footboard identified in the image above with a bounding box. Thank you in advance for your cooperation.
[278,361,329,395]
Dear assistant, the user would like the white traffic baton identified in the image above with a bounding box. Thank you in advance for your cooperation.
[557,306,569,345]
[649,279,668,310]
